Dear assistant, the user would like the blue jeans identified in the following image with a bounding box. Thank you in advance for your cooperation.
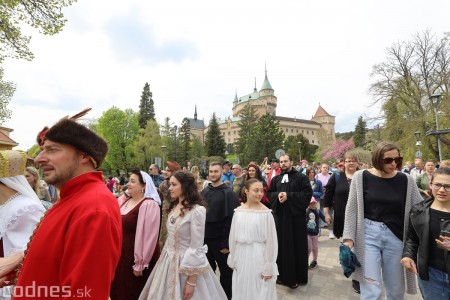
[360,219,405,300]
[418,266,450,299]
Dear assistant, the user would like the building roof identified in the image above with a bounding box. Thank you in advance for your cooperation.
[313,105,334,117]
[188,118,205,129]
[275,116,320,125]
[0,131,18,146]
[237,91,260,103]
[260,74,273,90]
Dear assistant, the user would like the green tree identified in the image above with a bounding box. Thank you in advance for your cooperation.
[96,107,139,173]
[0,0,76,61]
[130,119,162,170]
[190,135,206,160]
[179,117,191,165]
[138,82,155,128]
[226,143,235,155]
[0,67,15,124]
[353,116,367,148]
[285,134,315,163]
[160,117,180,163]
[248,114,285,163]
[370,30,450,161]
[205,113,226,157]
[235,103,258,163]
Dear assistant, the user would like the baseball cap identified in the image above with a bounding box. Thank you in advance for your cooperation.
[222,160,231,167]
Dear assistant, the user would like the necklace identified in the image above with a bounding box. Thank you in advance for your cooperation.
[170,214,180,224]
[0,192,20,208]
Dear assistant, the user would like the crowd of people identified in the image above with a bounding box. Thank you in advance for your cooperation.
[0,115,449,299]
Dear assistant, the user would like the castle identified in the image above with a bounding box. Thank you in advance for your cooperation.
[189,68,336,148]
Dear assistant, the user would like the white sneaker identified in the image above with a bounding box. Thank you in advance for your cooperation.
[329,232,336,239]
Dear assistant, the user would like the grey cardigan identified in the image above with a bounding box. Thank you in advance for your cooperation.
[342,170,422,294]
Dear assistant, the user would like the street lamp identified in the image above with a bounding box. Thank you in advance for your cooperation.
[161,145,167,168]
[297,141,302,162]
[414,132,422,158]
[429,91,443,162]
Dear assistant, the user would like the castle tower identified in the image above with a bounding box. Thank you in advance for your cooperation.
[232,65,277,117]
[311,104,336,141]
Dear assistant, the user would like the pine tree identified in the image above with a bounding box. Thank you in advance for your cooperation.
[179,117,192,165]
[235,103,258,164]
[138,82,155,128]
[205,113,226,157]
[250,114,285,162]
[354,116,367,148]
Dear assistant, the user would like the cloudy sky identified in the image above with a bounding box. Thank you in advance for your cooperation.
[3,0,449,150]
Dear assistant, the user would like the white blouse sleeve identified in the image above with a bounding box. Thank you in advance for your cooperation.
[262,212,278,276]
[179,205,210,275]
[226,211,237,270]
[5,208,44,255]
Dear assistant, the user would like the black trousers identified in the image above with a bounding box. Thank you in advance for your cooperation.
[204,237,232,300]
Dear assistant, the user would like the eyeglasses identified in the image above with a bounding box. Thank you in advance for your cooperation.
[267,167,272,170]
[382,157,403,165]
[344,160,356,163]
[431,183,450,192]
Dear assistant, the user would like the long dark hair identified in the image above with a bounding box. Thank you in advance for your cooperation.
[167,170,207,216]
[245,163,265,182]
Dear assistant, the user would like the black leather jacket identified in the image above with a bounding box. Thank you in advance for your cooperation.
[402,198,450,280]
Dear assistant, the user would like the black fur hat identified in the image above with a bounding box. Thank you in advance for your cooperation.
[37,118,108,168]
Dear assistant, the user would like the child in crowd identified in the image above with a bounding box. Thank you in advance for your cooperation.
[306,197,326,269]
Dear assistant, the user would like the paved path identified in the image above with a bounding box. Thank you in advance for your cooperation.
[275,228,423,300]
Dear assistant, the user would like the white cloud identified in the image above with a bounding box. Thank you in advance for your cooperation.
[3,0,449,150]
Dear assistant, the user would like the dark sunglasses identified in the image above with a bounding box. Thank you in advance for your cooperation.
[382,157,403,165]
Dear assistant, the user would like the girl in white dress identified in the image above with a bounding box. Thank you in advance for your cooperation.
[228,179,278,300]
[139,170,227,300]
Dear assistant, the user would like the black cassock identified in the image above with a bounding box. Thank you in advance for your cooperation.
[267,168,313,286]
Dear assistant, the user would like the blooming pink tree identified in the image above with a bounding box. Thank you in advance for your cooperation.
[322,140,355,162]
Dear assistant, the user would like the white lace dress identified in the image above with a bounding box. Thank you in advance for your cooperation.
[0,194,45,299]
[139,205,227,300]
[227,208,278,300]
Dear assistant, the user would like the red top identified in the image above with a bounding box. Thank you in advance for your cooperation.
[14,172,122,299]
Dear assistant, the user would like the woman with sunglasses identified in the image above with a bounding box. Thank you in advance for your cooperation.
[342,142,422,299]
[401,167,450,299]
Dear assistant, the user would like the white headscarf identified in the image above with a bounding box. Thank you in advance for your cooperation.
[140,171,161,205]
[0,175,41,202]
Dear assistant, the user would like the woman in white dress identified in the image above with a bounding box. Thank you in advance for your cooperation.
[227,178,278,300]
[139,170,227,300]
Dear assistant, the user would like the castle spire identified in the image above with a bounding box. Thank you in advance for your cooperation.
[260,63,273,90]
[194,105,197,120]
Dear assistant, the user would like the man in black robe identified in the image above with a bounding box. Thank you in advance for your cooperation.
[267,153,313,288]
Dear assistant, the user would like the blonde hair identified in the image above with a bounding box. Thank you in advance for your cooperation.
[26,166,45,199]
